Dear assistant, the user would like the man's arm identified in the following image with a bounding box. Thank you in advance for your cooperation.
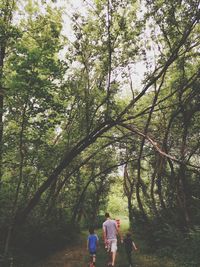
[103,225,107,246]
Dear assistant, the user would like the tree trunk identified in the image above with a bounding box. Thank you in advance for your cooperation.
[135,177,147,222]
[4,102,27,255]
[0,28,6,185]
[150,161,159,217]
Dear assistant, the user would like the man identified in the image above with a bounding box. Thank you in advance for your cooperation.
[102,212,123,267]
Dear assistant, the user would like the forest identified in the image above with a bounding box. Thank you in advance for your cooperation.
[0,0,200,266]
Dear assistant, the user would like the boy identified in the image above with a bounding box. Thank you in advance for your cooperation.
[87,226,99,266]
[123,232,137,267]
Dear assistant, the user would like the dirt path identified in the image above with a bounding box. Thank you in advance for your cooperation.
[36,248,85,267]
[34,238,87,267]
[34,233,178,267]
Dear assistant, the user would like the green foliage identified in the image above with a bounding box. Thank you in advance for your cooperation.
[12,208,79,266]
[136,220,200,267]
[174,227,200,267]
[107,176,128,217]
[0,0,199,265]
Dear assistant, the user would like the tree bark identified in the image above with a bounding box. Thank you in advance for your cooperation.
[150,157,159,217]
[123,164,135,226]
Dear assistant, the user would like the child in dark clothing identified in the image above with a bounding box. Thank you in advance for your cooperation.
[87,227,99,266]
[123,232,137,267]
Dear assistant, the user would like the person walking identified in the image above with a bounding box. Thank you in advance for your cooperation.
[87,226,99,266]
[102,212,123,267]
[123,232,138,267]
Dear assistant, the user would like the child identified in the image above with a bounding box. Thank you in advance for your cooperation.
[87,226,99,266]
[123,232,137,267]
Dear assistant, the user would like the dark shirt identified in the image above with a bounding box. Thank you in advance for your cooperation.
[124,236,133,252]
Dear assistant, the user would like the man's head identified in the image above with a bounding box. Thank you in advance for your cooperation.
[105,212,110,218]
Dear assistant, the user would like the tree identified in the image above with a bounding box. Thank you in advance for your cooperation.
[0,0,199,260]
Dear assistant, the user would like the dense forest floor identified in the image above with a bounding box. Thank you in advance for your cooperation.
[34,220,178,267]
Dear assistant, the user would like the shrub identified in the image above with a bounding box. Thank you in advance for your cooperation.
[175,226,200,267]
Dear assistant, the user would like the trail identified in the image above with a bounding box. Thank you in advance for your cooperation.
[33,240,85,267]
[34,229,178,267]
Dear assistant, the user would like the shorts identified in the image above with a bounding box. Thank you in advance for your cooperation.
[89,250,96,256]
[107,239,117,252]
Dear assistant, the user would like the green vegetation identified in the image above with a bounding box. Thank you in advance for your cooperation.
[82,225,178,267]
[0,0,199,266]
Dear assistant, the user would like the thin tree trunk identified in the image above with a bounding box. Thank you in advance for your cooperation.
[135,170,147,222]
[123,164,135,226]
[0,18,6,186]
[150,158,159,217]
[176,110,191,229]
[106,0,112,118]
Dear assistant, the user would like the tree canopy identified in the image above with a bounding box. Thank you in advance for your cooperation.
[0,0,199,265]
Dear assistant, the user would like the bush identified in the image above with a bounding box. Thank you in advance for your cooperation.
[11,209,80,266]
[139,221,200,267]
[175,226,200,267]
